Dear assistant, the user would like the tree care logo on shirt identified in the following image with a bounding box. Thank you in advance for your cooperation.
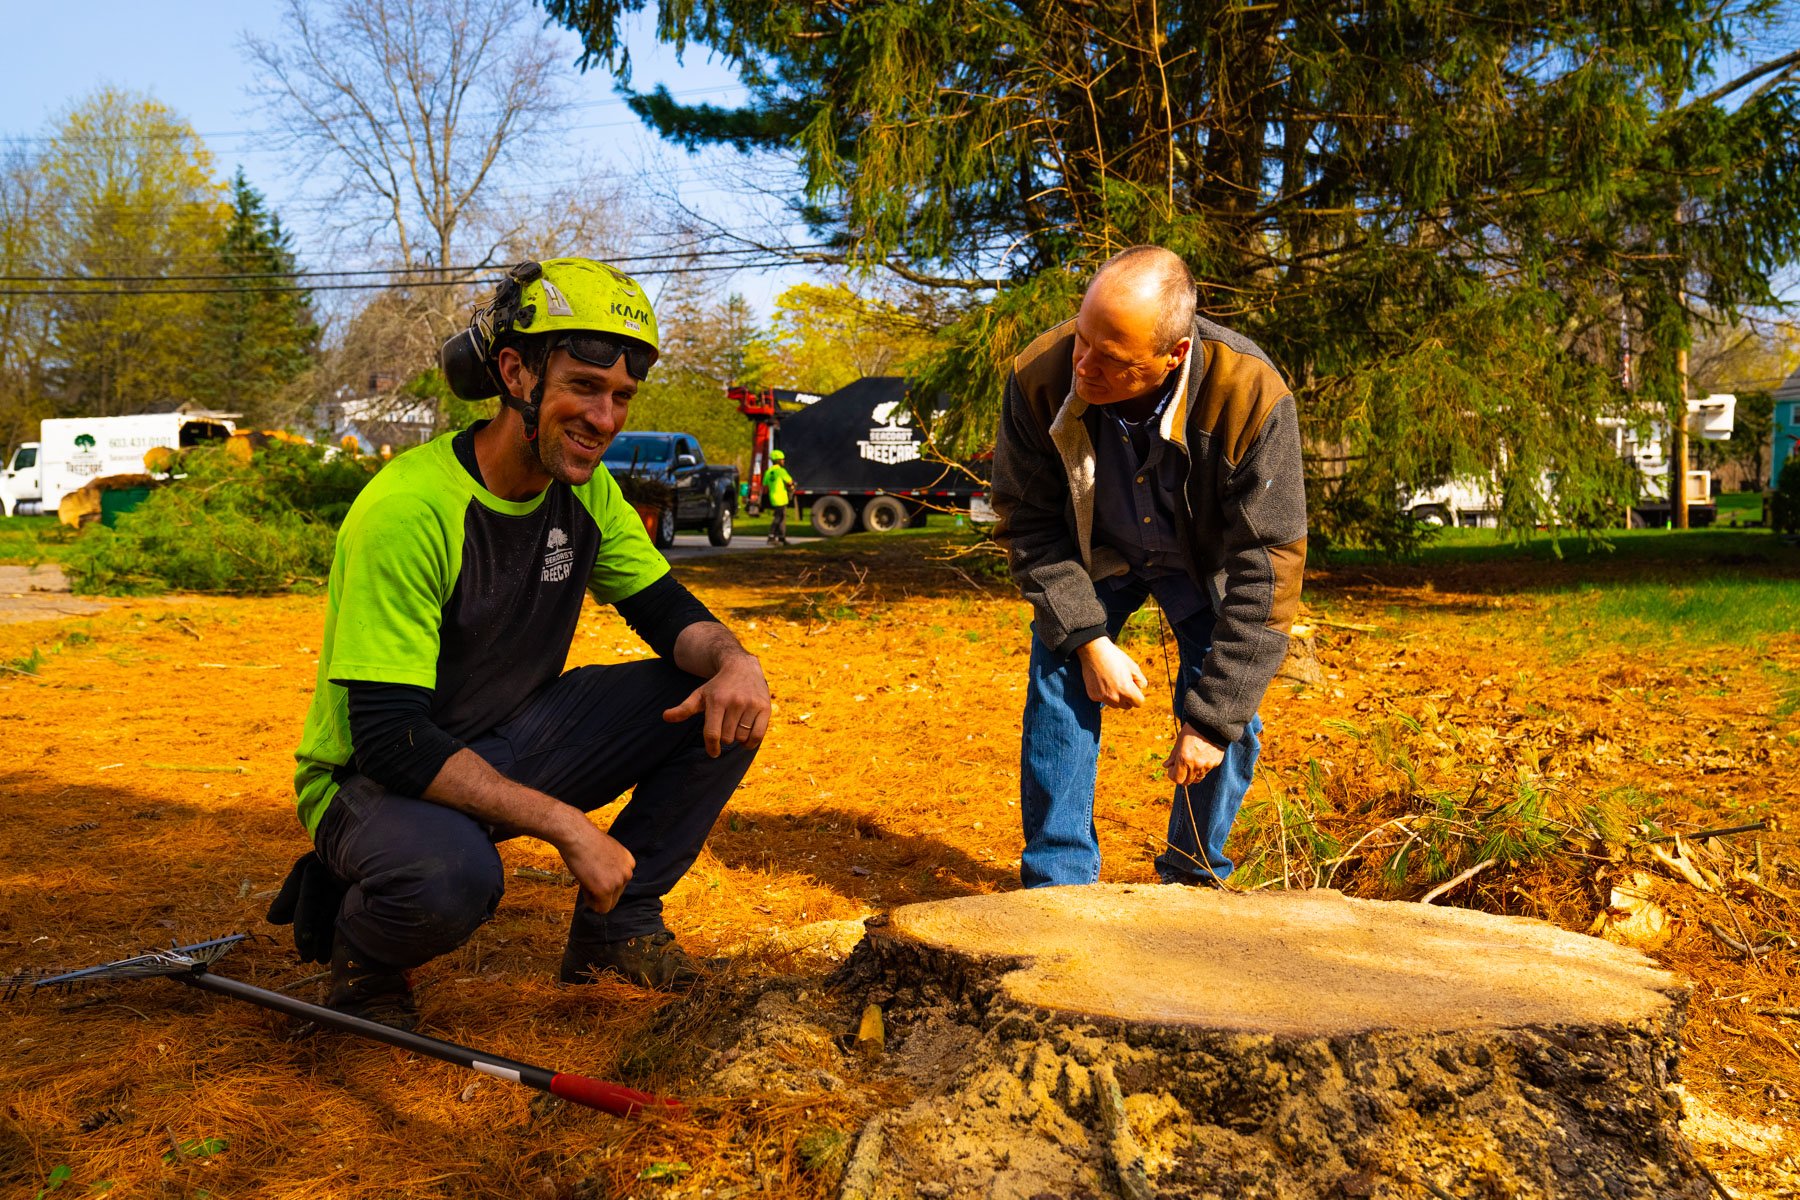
[542,527,574,583]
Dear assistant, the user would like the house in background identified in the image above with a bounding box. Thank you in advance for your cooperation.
[1775,365,1800,488]
[314,388,437,455]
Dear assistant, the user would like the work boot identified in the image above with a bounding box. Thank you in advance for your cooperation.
[1157,868,1225,889]
[326,943,419,1032]
[558,931,723,991]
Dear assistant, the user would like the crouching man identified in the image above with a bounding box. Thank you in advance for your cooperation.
[992,246,1307,888]
[278,258,769,1029]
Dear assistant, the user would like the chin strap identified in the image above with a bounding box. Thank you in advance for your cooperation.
[521,375,546,442]
[506,340,555,444]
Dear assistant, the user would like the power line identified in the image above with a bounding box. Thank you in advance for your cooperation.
[0,84,750,146]
[0,258,812,297]
[0,244,834,284]
[12,157,795,217]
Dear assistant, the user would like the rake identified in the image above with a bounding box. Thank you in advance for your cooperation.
[5,934,679,1118]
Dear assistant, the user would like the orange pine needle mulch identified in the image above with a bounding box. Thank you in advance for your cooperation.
[0,532,1795,1197]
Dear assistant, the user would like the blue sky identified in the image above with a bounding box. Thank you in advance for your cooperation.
[2,1,820,316]
[7,4,1795,314]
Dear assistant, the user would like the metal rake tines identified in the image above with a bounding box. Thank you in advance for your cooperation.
[3,934,247,1000]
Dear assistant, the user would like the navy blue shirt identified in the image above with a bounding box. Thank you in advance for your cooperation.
[1086,377,1206,622]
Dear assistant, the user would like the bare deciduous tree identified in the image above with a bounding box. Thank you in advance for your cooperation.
[0,146,53,451]
[245,0,575,328]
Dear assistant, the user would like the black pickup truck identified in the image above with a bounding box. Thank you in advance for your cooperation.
[602,431,739,549]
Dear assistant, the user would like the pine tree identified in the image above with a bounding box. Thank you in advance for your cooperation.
[542,0,1800,543]
[195,171,320,418]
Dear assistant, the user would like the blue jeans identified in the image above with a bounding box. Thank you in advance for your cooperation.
[1019,575,1262,888]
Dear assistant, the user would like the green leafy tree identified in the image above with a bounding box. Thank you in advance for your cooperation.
[543,0,1800,544]
[193,171,320,419]
[629,284,760,468]
[39,89,229,416]
[741,281,942,393]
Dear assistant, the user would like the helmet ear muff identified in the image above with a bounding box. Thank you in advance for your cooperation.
[437,261,544,401]
[439,327,501,400]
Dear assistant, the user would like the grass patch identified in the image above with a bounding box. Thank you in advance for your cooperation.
[2,629,94,677]
[1323,525,1792,569]
[0,515,71,566]
[1234,715,1669,901]
[1716,491,1763,526]
[1765,662,1800,719]
[1550,574,1800,649]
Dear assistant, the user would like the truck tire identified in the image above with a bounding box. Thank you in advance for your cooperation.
[708,503,734,546]
[1409,504,1451,527]
[811,495,855,538]
[654,503,678,550]
[862,494,909,533]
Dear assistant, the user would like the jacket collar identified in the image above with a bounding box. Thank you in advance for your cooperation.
[1048,379,1096,567]
[1158,335,1198,452]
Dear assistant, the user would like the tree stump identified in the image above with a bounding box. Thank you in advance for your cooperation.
[837,884,1705,1200]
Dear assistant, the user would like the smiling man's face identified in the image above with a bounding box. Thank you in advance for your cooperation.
[526,349,637,486]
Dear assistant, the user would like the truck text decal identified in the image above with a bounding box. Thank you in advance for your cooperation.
[858,401,921,465]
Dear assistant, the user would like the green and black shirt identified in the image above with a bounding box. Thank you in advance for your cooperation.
[293,430,675,835]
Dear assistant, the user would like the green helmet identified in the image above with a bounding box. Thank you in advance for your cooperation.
[508,257,658,349]
[440,258,660,434]
[770,450,786,462]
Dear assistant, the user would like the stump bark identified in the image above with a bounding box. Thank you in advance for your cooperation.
[836,884,1705,1200]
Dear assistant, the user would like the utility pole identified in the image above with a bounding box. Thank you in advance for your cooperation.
[1673,332,1690,530]
[1665,183,1691,531]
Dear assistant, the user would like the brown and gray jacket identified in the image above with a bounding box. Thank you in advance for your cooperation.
[991,315,1307,747]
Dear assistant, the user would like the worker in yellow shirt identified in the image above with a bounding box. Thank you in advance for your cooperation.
[762,450,795,546]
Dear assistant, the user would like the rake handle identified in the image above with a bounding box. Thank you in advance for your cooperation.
[175,970,676,1118]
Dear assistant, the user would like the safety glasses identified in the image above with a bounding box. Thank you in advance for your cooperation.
[561,332,658,381]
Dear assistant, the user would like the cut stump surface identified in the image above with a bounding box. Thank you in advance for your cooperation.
[839,884,1705,1200]
[876,883,1676,1036]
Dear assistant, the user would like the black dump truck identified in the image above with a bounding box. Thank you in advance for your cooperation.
[759,377,990,537]
[602,431,739,548]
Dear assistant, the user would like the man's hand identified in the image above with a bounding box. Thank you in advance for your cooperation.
[1164,723,1225,786]
[1076,637,1147,709]
[423,750,637,913]
[551,807,636,913]
[663,649,772,756]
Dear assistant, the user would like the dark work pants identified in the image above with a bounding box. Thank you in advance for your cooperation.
[769,505,788,542]
[312,659,756,969]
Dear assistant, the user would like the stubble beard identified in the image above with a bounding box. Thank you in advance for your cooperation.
[530,424,600,487]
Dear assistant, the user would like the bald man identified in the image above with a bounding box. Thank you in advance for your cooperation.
[991,246,1307,888]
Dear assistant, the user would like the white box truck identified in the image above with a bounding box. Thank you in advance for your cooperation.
[1403,394,1735,528]
[2,412,234,517]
